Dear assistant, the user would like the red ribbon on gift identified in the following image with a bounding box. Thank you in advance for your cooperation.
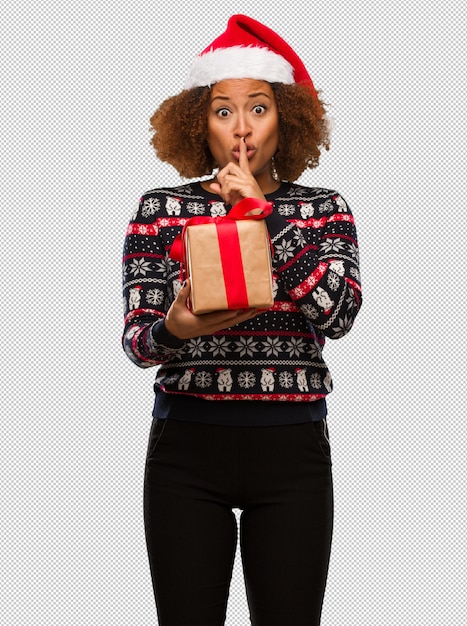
[169,197,273,309]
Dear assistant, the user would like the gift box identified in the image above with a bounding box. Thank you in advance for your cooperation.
[170,198,274,314]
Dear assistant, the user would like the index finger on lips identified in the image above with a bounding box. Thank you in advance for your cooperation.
[239,136,250,173]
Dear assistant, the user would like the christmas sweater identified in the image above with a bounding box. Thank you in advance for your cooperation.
[122,181,362,402]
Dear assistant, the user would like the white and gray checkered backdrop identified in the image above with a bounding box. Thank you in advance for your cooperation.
[1,0,465,624]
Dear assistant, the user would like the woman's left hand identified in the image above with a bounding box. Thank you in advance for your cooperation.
[209,137,266,206]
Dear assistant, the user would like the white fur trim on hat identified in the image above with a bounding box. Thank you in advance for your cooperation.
[184,45,295,89]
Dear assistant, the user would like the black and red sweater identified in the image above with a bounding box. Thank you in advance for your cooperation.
[122,181,361,419]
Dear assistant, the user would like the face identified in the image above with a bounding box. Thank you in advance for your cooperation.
[206,79,279,187]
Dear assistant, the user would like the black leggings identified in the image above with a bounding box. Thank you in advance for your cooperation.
[144,418,333,626]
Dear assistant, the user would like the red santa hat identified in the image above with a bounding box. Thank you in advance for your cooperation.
[185,14,317,98]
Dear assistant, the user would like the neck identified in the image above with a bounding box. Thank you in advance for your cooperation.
[257,175,282,195]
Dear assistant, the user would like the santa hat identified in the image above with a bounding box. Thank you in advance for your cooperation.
[185,14,317,98]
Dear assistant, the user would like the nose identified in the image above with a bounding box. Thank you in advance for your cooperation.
[234,113,252,139]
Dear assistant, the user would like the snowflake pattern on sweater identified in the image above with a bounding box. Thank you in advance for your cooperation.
[122,182,362,401]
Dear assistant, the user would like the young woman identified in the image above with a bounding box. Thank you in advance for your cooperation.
[122,15,362,626]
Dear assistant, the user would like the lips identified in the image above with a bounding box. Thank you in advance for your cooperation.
[232,144,256,160]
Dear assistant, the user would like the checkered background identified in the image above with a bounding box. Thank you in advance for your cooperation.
[1,0,465,624]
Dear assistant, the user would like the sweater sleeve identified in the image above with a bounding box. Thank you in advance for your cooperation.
[121,195,186,368]
[266,192,362,339]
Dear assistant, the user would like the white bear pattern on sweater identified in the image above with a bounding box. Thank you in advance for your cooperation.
[122,182,362,402]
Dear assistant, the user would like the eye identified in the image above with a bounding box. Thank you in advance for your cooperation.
[215,108,231,118]
[252,104,266,115]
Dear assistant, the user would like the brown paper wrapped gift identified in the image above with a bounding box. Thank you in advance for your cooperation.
[170,198,274,314]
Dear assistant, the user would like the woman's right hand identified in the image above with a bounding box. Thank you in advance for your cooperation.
[164,279,259,340]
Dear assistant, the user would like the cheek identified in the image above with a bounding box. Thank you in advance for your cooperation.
[266,117,280,150]
[206,132,218,158]
[267,128,279,153]
[207,139,222,162]
[207,124,226,152]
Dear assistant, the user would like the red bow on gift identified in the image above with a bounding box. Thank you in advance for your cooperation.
[169,197,273,310]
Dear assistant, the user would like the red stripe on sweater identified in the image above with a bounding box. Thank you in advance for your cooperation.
[157,388,327,402]
[288,213,355,229]
[289,262,328,300]
[122,252,164,262]
[124,308,164,325]
[345,277,362,292]
[278,244,317,272]
[126,217,189,236]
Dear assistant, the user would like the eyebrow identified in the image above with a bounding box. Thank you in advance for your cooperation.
[210,92,272,103]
